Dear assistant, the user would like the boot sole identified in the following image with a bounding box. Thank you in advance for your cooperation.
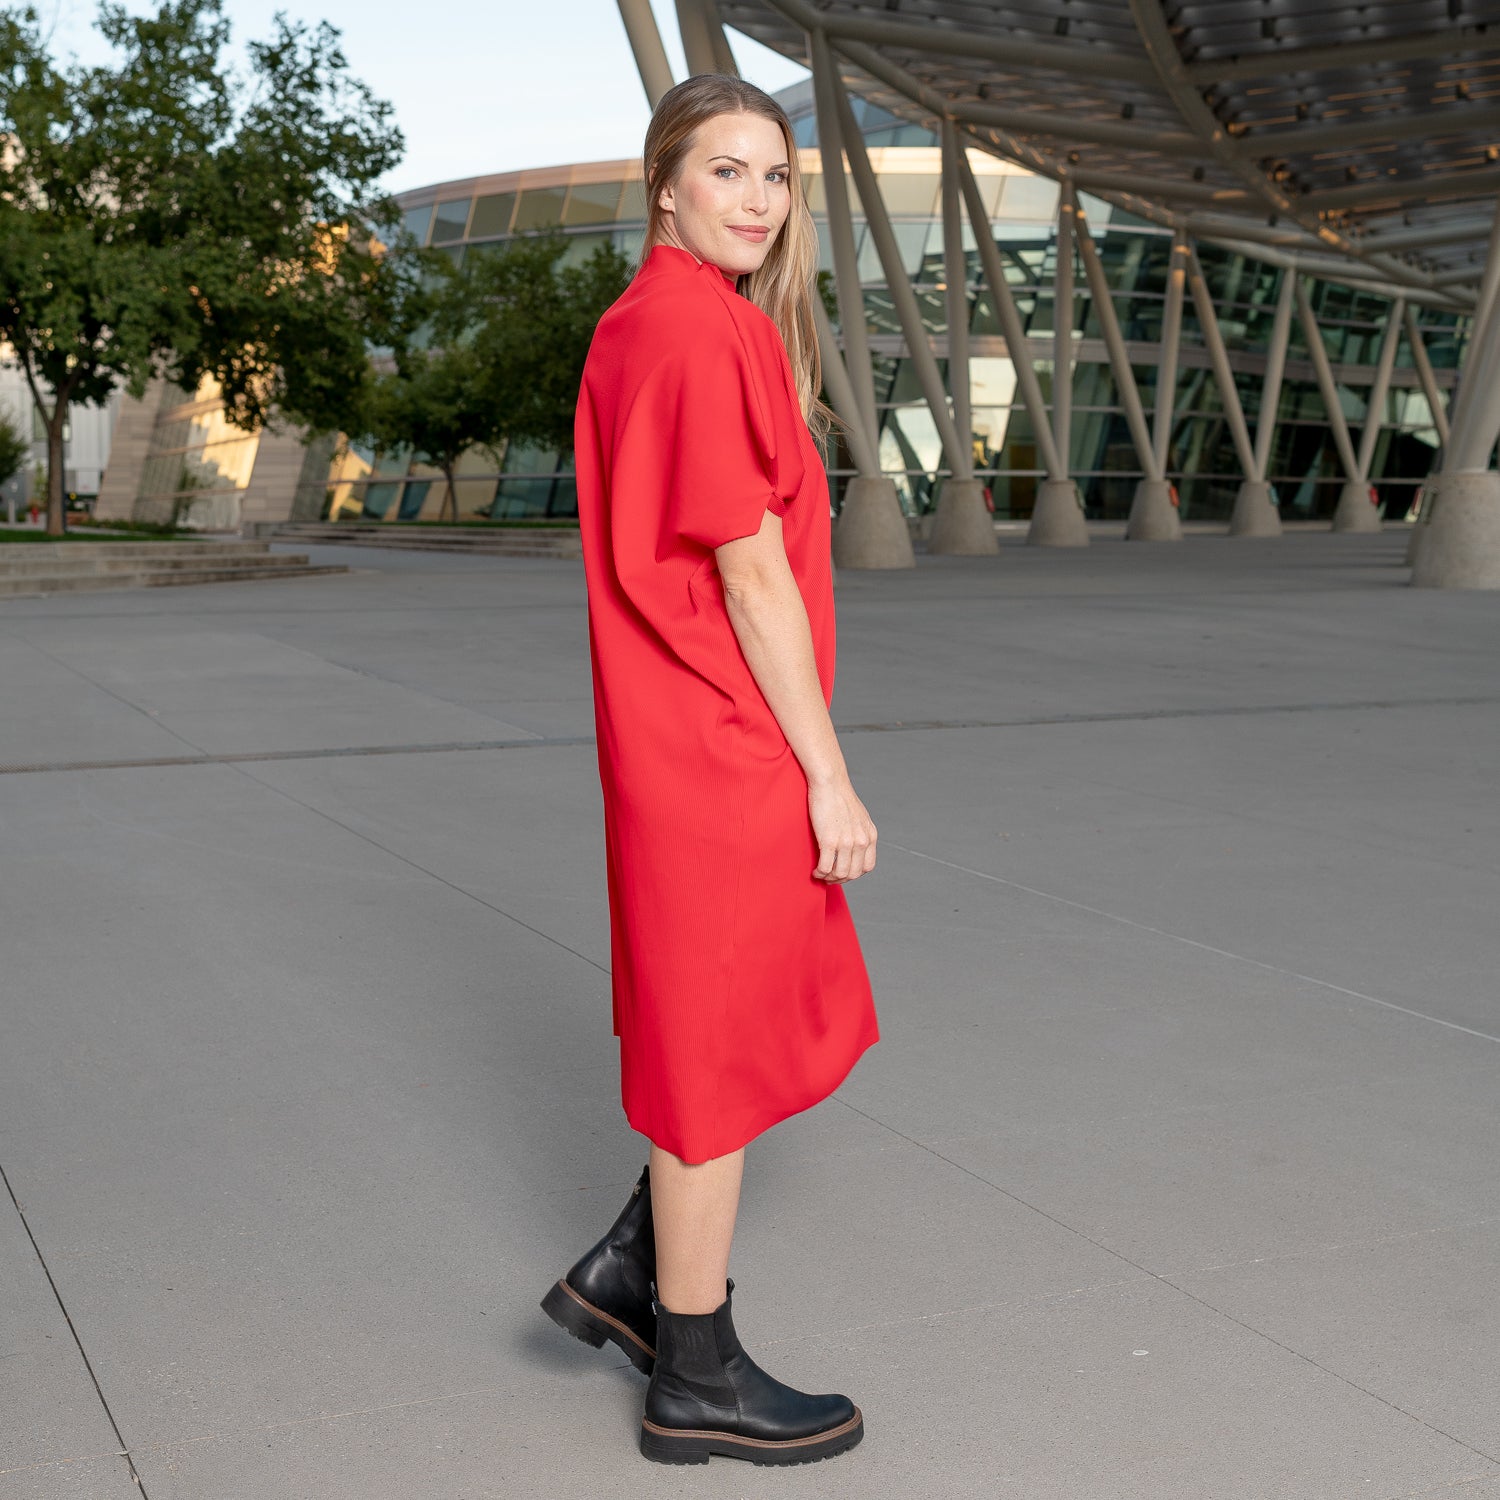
[541,1279,656,1376]
[639,1408,864,1466]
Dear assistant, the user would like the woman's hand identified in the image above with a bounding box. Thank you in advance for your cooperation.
[808,776,877,883]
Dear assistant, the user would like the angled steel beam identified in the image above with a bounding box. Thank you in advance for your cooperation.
[1053,190,1075,475]
[751,0,1158,83]
[1404,304,1451,446]
[1253,271,1297,482]
[1356,219,1495,254]
[1185,27,1500,86]
[675,0,720,76]
[1127,0,1291,218]
[1153,232,1188,475]
[1186,246,1256,480]
[699,0,739,76]
[808,28,879,445]
[953,100,1199,157]
[954,149,1065,482]
[833,73,969,478]
[1234,103,1500,161]
[1303,166,1500,213]
[941,119,973,471]
[1294,278,1361,482]
[810,296,879,477]
[1128,0,1458,297]
[617,0,675,107]
[1356,298,1406,482]
[1072,192,1162,484]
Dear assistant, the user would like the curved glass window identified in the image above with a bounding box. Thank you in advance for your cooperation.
[470,193,516,239]
[564,181,624,225]
[430,199,472,243]
[514,186,569,231]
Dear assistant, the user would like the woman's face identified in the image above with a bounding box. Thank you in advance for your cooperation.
[655,111,792,277]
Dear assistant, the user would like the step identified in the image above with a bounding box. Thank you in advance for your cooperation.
[0,551,314,579]
[0,561,348,597]
[0,539,273,561]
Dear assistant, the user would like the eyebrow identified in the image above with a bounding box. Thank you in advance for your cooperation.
[708,155,791,171]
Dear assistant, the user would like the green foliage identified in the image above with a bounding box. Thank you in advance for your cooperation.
[359,234,629,515]
[0,408,28,491]
[0,0,404,534]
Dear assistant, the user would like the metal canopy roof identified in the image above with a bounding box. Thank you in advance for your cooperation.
[724,0,1500,308]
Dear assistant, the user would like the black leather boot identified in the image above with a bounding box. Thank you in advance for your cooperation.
[640,1281,863,1466]
[541,1165,656,1375]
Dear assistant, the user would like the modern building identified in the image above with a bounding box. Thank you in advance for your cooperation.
[93,1,1497,586]
[0,350,118,518]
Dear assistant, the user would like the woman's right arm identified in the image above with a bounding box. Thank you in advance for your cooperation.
[714,509,876,885]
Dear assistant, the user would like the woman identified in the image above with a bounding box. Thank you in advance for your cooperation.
[541,74,880,1467]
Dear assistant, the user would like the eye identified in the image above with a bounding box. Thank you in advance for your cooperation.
[715,167,738,180]
[767,171,788,184]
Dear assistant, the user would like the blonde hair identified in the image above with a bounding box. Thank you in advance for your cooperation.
[642,75,832,441]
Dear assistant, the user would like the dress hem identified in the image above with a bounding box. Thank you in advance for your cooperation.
[621,1024,880,1166]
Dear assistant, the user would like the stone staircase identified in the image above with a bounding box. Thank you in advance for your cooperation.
[0,539,349,598]
[266,521,583,560]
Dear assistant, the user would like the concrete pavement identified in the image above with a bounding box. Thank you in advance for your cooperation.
[1,530,1497,1499]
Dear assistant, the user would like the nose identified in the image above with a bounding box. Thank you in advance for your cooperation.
[742,176,768,216]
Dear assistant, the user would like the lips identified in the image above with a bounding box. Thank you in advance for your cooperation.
[727,226,770,242]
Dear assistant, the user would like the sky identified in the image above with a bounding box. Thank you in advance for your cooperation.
[33,0,810,194]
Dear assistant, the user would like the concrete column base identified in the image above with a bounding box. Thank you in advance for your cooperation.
[928,477,999,556]
[1411,470,1500,589]
[1333,478,1383,532]
[1028,478,1090,547]
[1228,479,1283,537]
[1125,478,1182,541]
[831,476,916,569]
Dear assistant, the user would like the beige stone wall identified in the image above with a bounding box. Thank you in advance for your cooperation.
[94,380,171,520]
[238,424,310,527]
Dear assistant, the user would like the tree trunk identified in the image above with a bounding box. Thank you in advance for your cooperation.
[45,407,67,537]
[442,464,457,522]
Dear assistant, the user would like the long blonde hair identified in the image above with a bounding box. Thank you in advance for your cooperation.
[642,75,832,441]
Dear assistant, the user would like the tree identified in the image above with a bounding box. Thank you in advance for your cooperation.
[0,0,403,536]
[360,234,628,519]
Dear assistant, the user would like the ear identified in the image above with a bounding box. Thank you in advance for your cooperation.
[657,180,676,214]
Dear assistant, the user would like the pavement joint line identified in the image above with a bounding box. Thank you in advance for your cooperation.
[5,692,1499,778]
[0,1157,152,1497]
[828,1096,1500,1471]
[224,757,611,982]
[886,841,1500,1046]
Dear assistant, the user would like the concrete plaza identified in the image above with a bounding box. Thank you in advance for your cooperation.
[2,530,1497,1499]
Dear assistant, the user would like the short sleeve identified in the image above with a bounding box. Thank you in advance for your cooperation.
[655,318,789,552]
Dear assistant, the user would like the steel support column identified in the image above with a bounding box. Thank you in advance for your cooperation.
[674,0,719,76]
[941,119,973,473]
[1228,268,1294,536]
[1293,279,1363,519]
[616,0,675,107]
[1152,232,1188,477]
[1332,297,1404,532]
[1053,191,1075,481]
[698,0,738,75]
[1073,190,1179,539]
[954,151,1082,544]
[808,30,878,442]
[1404,305,1450,447]
[834,80,995,554]
[1187,245,1257,475]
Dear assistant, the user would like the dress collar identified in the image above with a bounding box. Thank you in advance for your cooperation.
[644,241,739,288]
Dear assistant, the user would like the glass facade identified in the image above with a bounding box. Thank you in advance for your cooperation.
[340,87,1461,527]
[135,378,263,528]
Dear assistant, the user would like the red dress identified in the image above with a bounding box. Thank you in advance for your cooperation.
[574,243,879,1164]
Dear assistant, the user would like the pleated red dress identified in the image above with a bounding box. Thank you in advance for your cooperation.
[574,243,879,1164]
